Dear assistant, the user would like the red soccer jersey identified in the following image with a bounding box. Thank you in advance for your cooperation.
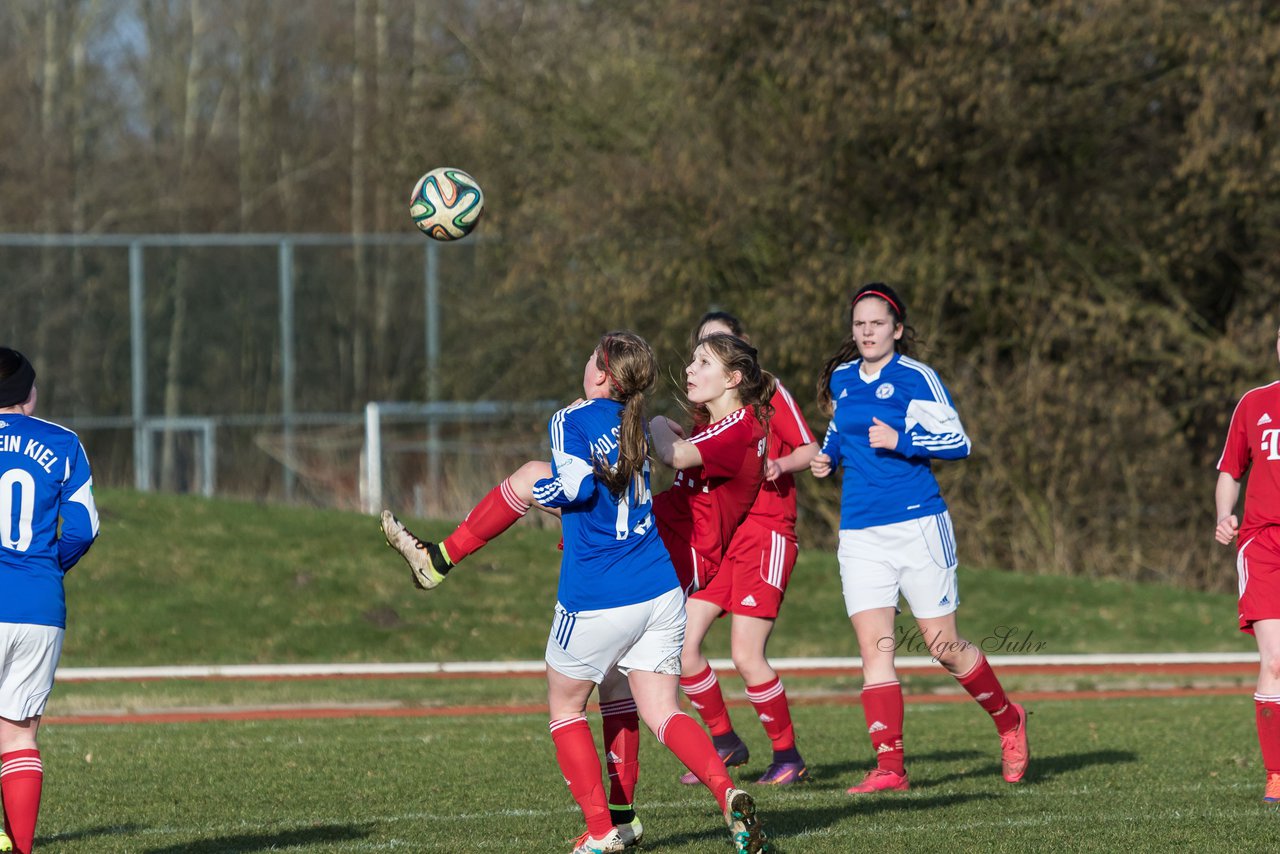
[1218,381,1280,546]
[654,406,767,565]
[747,381,817,533]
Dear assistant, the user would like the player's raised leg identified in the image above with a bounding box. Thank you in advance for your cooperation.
[381,461,551,588]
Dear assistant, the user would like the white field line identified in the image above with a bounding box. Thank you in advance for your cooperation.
[56,651,1259,683]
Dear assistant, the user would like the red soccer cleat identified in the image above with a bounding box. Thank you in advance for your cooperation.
[1000,702,1030,783]
[846,767,910,794]
[1264,772,1280,804]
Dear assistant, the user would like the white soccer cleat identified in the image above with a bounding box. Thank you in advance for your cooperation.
[723,787,769,853]
[380,510,450,590]
[0,829,12,852]
[569,827,625,854]
[615,816,643,848]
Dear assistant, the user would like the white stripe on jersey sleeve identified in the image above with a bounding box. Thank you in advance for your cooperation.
[899,356,949,404]
[774,382,815,444]
[688,407,748,445]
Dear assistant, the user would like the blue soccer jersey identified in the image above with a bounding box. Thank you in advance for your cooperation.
[821,353,970,530]
[0,414,99,628]
[532,399,679,612]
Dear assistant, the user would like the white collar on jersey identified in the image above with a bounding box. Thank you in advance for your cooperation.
[858,364,883,383]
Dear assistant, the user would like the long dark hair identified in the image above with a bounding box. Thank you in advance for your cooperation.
[688,332,776,429]
[593,331,658,501]
[817,283,917,414]
[691,310,747,350]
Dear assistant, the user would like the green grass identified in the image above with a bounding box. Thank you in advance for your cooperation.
[34,695,1278,852]
[65,489,1252,668]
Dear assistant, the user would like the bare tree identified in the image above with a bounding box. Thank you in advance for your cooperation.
[160,0,208,490]
[349,0,372,401]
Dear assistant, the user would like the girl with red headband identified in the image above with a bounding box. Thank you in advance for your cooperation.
[810,283,1029,794]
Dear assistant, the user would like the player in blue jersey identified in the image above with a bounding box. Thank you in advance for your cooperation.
[381,332,768,854]
[0,348,99,854]
[809,284,1028,794]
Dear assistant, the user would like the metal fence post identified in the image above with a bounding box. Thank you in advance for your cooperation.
[129,241,149,491]
[279,240,295,501]
[425,241,441,511]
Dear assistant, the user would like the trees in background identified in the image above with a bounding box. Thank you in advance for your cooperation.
[0,0,1275,588]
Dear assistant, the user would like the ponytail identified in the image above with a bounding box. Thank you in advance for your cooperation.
[592,331,657,501]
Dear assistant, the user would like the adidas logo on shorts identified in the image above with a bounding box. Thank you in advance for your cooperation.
[741,595,758,607]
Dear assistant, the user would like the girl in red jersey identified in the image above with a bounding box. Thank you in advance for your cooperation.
[1215,321,1280,804]
[649,332,775,599]
[669,313,820,786]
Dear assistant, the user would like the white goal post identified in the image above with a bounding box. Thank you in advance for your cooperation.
[361,400,559,515]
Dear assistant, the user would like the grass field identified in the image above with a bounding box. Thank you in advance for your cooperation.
[35,696,1278,852]
[25,490,1273,852]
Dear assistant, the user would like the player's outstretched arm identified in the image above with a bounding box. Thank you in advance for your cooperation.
[650,416,701,470]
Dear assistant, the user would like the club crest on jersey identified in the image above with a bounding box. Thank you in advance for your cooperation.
[875,382,895,400]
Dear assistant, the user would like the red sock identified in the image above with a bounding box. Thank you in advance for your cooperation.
[679,665,734,736]
[600,697,639,812]
[441,478,530,563]
[1,749,42,854]
[657,712,734,810]
[861,681,905,774]
[1255,693,1280,773]
[746,676,796,752]
[956,653,1019,733]
[549,717,613,839]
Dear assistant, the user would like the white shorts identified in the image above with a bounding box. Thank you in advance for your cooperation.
[838,512,959,619]
[0,623,64,721]
[544,587,686,683]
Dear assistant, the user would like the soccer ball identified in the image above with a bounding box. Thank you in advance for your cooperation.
[409,167,484,240]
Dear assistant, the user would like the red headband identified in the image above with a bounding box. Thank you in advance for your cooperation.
[600,340,616,386]
[853,289,902,317]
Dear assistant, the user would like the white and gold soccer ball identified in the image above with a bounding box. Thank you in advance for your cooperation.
[409,167,484,241]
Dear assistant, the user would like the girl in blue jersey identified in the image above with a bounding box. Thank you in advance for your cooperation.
[381,332,768,854]
[809,284,1028,794]
[0,348,99,854]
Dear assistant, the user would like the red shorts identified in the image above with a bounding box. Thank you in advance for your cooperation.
[1237,527,1280,635]
[690,519,797,619]
[657,521,720,595]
